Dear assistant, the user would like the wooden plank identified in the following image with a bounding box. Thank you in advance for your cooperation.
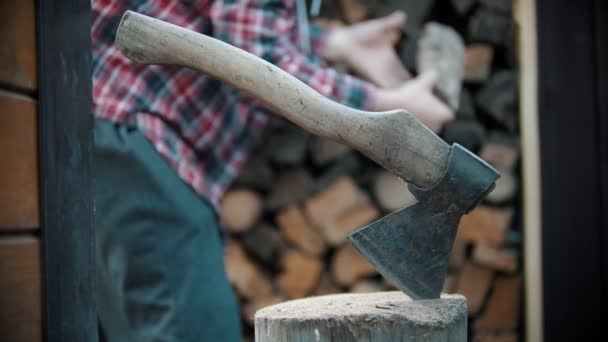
[0,236,41,342]
[37,0,96,340]
[513,1,542,341]
[0,91,39,229]
[0,0,37,90]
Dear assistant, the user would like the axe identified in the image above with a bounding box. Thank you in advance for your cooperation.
[115,11,499,300]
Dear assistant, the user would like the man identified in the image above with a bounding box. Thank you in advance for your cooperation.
[92,1,454,341]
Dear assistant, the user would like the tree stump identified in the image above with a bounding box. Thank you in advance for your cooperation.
[254,291,467,341]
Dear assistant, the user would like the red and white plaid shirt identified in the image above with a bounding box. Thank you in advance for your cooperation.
[92,0,375,207]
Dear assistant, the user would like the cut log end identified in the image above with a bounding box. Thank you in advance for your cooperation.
[255,292,467,341]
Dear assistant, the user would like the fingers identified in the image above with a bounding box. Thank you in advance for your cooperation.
[368,11,407,32]
[374,10,406,32]
[415,70,439,90]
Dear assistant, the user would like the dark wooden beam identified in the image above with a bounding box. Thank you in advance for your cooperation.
[536,0,607,340]
[37,0,96,341]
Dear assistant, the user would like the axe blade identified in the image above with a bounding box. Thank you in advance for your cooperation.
[349,201,461,300]
[348,144,500,300]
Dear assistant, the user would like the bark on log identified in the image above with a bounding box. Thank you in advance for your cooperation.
[254,292,468,341]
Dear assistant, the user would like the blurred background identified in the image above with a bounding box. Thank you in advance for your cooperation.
[224,1,525,340]
[0,0,605,342]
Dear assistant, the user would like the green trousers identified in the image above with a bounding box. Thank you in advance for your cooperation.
[94,120,241,342]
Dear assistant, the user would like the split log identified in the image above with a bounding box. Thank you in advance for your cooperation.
[350,279,385,293]
[265,169,314,211]
[468,8,515,46]
[314,153,360,191]
[383,276,398,291]
[321,199,380,245]
[479,139,519,171]
[472,244,518,273]
[224,240,273,300]
[219,189,262,234]
[473,333,518,342]
[331,243,376,287]
[454,262,494,315]
[451,0,476,16]
[399,35,418,72]
[276,206,326,257]
[306,176,380,245]
[277,249,323,299]
[242,295,285,322]
[464,44,494,82]
[264,125,310,166]
[310,137,351,166]
[372,170,416,212]
[479,0,513,13]
[316,1,344,20]
[442,119,486,153]
[254,292,468,341]
[417,22,465,109]
[306,177,363,227]
[380,0,436,36]
[449,232,467,270]
[314,273,341,296]
[476,71,517,131]
[233,155,274,191]
[457,88,476,120]
[339,0,368,23]
[474,276,521,332]
[459,207,514,246]
[442,274,457,294]
[240,224,286,266]
[485,171,517,204]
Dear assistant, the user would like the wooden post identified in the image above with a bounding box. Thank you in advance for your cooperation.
[254,291,467,341]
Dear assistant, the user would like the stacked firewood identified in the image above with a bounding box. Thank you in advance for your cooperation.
[223,1,522,341]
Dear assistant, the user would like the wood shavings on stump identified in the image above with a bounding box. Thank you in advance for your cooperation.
[254,291,467,341]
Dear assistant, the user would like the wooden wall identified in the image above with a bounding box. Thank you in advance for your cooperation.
[0,0,42,341]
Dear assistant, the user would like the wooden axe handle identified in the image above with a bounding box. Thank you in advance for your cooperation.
[115,10,450,188]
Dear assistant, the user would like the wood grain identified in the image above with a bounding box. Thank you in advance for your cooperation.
[0,0,37,90]
[0,91,39,229]
[115,11,450,188]
[0,236,41,342]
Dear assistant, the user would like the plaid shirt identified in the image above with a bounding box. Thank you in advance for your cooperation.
[92,0,374,207]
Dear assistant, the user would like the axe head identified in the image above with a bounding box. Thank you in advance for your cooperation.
[349,144,499,300]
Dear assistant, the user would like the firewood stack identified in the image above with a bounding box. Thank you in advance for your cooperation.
[223,1,522,341]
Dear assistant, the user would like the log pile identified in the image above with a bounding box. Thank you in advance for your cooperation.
[223,1,522,340]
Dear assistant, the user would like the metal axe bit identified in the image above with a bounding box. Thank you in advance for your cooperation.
[115,11,500,300]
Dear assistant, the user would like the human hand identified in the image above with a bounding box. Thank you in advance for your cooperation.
[370,71,455,133]
[323,11,411,88]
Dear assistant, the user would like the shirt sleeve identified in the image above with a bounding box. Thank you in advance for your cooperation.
[309,22,330,58]
[208,0,376,110]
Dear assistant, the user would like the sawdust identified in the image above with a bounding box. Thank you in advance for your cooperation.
[255,291,467,330]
